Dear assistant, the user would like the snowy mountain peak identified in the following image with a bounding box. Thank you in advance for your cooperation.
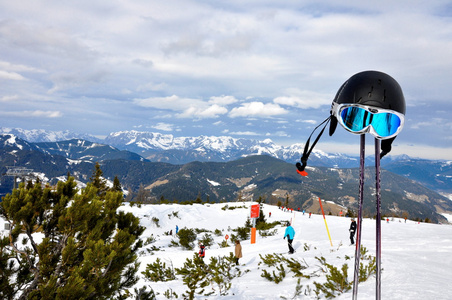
[0,134,36,151]
[0,127,100,143]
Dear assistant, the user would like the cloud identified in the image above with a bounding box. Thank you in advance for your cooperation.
[133,95,199,110]
[229,102,288,118]
[227,131,260,136]
[136,82,167,92]
[0,95,20,102]
[150,122,174,131]
[0,70,26,80]
[0,60,45,73]
[0,110,62,118]
[132,58,154,68]
[178,104,227,118]
[209,95,238,105]
[274,88,332,109]
[1,2,452,158]
[296,119,318,125]
[133,95,228,118]
[266,131,290,137]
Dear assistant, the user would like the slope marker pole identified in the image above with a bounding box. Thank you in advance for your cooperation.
[318,197,333,247]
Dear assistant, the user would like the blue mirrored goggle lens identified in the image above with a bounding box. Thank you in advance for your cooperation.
[340,106,401,137]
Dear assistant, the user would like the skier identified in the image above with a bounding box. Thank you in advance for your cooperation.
[176,225,179,234]
[283,222,295,254]
[234,240,242,265]
[198,244,206,260]
[349,218,357,245]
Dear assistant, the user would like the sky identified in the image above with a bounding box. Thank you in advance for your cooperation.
[1,1,452,160]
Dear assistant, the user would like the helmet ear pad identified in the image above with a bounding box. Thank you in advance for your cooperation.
[329,115,337,136]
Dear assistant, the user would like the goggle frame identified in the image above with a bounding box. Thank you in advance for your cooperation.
[331,102,405,140]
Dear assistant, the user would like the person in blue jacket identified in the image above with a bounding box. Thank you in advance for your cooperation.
[283,222,296,254]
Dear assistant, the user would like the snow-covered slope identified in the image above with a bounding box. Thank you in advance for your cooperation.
[118,202,452,299]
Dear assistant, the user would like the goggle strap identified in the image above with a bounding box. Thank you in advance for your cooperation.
[297,116,331,175]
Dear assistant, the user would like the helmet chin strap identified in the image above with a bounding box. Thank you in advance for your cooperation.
[296,116,331,176]
[380,136,395,159]
[296,115,395,176]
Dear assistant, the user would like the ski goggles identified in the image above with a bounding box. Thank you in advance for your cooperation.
[331,102,404,139]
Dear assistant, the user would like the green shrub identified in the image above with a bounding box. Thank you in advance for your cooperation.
[175,254,208,299]
[280,278,304,300]
[261,264,286,283]
[218,240,229,248]
[144,234,156,246]
[168,211,180,219]
[199,233,214,247]
[194,228,211,234]
[258,228,278,237]
[163,288,178,299]
[313,256,352,298]
[256,220,281,231]
[142,258,176,282]
[259,254,309,283]
[175,253,243,299]
[176,227,197,250]
[359,246,377,282]
[233,226,249,240]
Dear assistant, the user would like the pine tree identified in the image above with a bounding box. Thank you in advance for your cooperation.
[0,175,144,299]
[112,176,122,192]
[90,162,108,198]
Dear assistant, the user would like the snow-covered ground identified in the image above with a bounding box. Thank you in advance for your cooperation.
[119,202,452,299]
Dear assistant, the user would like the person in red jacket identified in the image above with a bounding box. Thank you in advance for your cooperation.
[198,244,206,260]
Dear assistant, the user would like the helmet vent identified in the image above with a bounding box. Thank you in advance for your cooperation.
[368,86,374,98]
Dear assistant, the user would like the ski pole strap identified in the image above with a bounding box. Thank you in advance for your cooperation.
[296,116,331,176]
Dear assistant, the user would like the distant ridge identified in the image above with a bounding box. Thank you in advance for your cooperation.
[0,127,101,143]
[1,128,451,197]
[1,133,451,223]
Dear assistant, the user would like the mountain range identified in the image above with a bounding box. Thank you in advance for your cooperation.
[1,128,452,224]
[2,127,451,195]
[0,127,414,167]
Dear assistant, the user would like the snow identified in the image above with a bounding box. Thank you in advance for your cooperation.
[119,203,452,299]
[243,183,257,190]
[5,135,22,150]
[442,213,452,222]
[67,158,82,165]
[207,179,221,186]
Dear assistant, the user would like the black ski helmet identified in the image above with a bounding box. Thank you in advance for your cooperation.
[329,70,406,158]
[296,70,406,176]
[329,70,406,137]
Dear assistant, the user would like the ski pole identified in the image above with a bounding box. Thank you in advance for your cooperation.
[375,138,382,300]
[352,134,365,300]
